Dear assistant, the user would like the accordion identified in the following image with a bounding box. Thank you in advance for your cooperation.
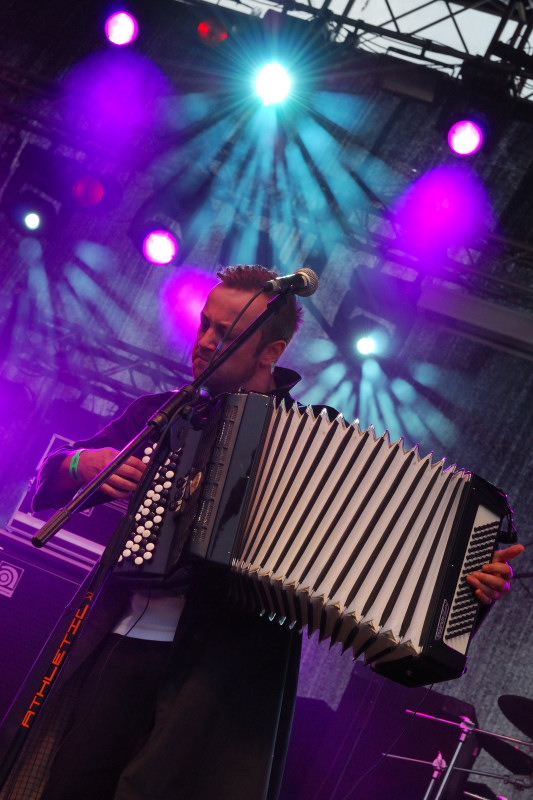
[114,392,510,686]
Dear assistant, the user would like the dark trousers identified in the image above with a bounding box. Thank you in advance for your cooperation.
[40,609,301,800]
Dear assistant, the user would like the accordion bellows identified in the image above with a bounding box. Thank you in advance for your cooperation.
[116,392,510,686]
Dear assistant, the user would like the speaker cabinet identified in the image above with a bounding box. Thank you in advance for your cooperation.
[0,528,88,723]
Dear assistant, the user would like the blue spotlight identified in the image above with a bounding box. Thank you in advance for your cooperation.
[355,336,376,356]
[352,325,391,359]
[23,211,42,231]
[255,61,291,106]
[7,190,60,236]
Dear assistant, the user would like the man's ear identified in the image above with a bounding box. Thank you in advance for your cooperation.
[259,339,286,367]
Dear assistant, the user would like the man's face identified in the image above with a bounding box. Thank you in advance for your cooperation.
[191,283,274,395]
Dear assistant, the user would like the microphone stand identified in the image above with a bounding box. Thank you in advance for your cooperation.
[383,710,533,800]
[384,753,533,791]
[0,289,291,789]
[426,717,475,800]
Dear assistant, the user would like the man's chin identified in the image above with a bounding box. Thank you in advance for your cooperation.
[192,358,208,379]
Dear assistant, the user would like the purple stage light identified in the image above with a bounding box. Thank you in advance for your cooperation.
[142,230,178,265]
[62,51,169,153]
[159,268,219,348]
[447,120,483,156]
[105,12,138,46]
[392,165,493,271]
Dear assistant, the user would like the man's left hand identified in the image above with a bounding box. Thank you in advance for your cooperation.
[466,543,525,605]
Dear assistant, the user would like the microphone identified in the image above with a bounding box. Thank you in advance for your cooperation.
[262,268,319,297]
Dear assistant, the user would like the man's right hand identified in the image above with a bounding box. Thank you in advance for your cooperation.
[66,447,147,499]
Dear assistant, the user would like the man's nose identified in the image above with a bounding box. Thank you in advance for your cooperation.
[197,327,219,351]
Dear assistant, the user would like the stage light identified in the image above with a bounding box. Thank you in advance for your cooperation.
[70,173,122,211]
[447,119,483,156]
[356,336,376,356]
[105,11,138,46]
[0,143,123,238]
[23,212,40,231]
[4,189,61,237]
[349,319,392,360]
[196,18,228,46]
[436,62,513,155]
[71,175,105,208]
[143,230,179,265]
[255,61,292,106]
[437,101,491,156]
[130,207,182,265]
[332,266,421,363]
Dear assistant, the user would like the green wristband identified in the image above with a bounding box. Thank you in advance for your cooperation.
[69,449,84,483]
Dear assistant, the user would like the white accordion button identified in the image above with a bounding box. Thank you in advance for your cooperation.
[153,515,162,524]
[143,499,152,508]
[136,525,145,534]
[163,481,172,490]
[156,506,165,515]
[142,456,150,464]
[142,530,151,538]
[122,548,132,558]
[146,543,155,551]
[144,446,153,455]
[134,535,142,544]
[143,552,153,560]
[146,490,154,498]
[165,470,175,478]
[135,513,141,522]
[125,540,134,548]
[145,520,153,529]
[152,493,161,501]
[154,484,163,493]
[134,556,144,565]
[141,507,150,516]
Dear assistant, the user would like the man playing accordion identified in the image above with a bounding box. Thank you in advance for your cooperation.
[0,264,523,800]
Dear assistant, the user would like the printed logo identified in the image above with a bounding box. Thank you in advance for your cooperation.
[0,561,24,598]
